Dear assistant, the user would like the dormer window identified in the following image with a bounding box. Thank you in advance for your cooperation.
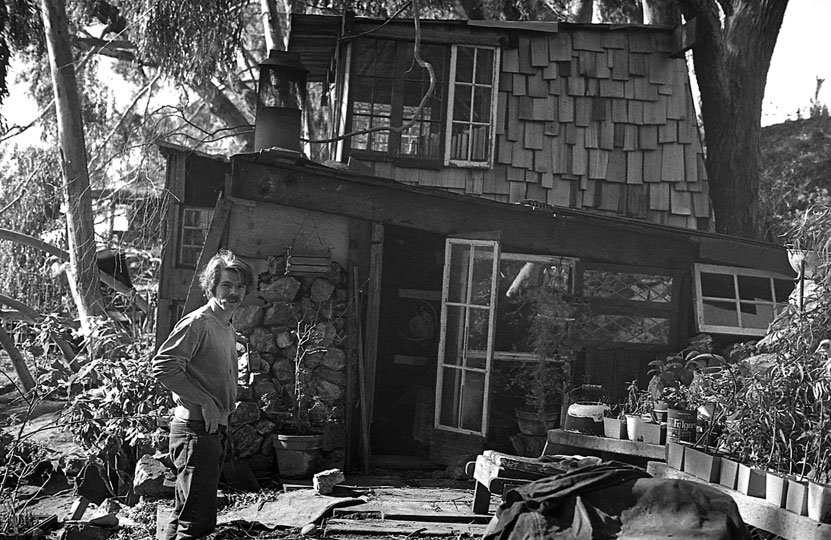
[347,39,499,168]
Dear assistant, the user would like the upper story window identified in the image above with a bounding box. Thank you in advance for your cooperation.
[693,264,792,336]
[348,39,498,167]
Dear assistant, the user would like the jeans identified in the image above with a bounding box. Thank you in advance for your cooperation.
[164,419,228,540]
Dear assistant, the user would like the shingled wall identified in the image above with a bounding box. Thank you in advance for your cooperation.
[366,25,710,231]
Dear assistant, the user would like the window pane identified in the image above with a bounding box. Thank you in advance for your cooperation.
[456,46,475,83]
[448,243,471,303]
[453,86,472,121]
[738,275,772,301]
[460,370,485,432]
[700,272,735,298]
[443,305,465,366]
[439,367,462,426]
[451,123,470,160]
[703,300,738,326]
[774,278,793,301]
[472,87,492,122]
[470,246,495,306]
[475,48,494,84]
[467,307,490,351]
[741,302,773,329]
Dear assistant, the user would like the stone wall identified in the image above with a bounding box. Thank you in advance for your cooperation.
[229,259,349,474]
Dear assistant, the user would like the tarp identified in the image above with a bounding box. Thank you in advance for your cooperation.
[483,461,751,540]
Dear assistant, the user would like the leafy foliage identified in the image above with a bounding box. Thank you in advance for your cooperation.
[59,320,172,489]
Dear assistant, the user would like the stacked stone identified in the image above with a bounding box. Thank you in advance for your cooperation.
[229,260,349,473]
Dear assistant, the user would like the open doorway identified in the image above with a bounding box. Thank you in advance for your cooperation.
[370,225,444,458]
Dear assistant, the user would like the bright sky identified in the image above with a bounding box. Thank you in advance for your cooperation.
[1,4,828,136]
[762,0,831,126]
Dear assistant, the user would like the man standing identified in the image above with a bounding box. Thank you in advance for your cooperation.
[153,249,253,540]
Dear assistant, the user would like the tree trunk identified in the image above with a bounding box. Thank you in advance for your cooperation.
[40,0,106,334]
[261,0,288,52]
[677,0,788,239]
[571,0,595,22]
[192,80,255,152]
[642,0,680,25]
[0,326,36,392]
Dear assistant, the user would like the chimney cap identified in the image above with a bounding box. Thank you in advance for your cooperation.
[259,50,308,72]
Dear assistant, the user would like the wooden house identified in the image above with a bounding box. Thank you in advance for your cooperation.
[156,16,794,471]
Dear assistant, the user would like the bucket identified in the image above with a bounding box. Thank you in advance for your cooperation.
[666,408,696,443]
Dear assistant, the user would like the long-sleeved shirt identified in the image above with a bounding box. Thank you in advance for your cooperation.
[152,303,238,425]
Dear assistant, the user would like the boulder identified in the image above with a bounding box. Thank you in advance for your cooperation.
[310,278,336,303]
[271,358,294,384]
[260,276,301,302]
[249,328,277,353]
[264,302,299,326]
[313,468,345,494]
[321,348,346,370]
[232,305,263,330]
[133,455,173,499]
[231,401,261,425]
[232,424,263,459]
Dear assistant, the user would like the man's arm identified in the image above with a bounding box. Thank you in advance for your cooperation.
[152,320,223,432]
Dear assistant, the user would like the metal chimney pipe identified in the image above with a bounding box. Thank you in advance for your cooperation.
[254,50,308,152]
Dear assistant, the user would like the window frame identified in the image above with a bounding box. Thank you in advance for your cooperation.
[693,263,793,336]
[344,39,500,168]
[444,45,500,169]
[178,206,214,268]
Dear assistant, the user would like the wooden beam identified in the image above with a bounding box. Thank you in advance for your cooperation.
[670,18,697,59]
[364,224,384,420]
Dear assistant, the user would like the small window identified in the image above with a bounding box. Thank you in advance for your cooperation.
[694,264,793,336]
[179,207,213,268]
[445,45,499,167]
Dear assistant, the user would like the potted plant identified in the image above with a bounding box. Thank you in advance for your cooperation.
[621,380,647,442]
[603,402,627,440]
[272,317,329,478]
[508,286,583,436]
[648,349,704,444]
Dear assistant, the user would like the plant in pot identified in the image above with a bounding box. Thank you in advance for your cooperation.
[621,380,648,442]
[509,285,583,437]
[648,348,705,444]
[603,402,627,440]
[271,317,330,479]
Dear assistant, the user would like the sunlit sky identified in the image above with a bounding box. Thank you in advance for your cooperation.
[1,3,828,136]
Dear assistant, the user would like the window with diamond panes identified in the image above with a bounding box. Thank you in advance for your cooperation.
[694,264,792,336]
[577,264,678,346]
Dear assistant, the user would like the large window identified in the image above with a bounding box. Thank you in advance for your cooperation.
[349,39,498,166]
[694,264,792,336]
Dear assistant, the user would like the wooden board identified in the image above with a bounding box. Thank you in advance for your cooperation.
[544,429,666,460]
[648,462,831,540]
[324,518,487,536]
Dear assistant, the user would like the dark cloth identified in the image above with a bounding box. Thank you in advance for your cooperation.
[164,419,229,540]
[484,461,751,540]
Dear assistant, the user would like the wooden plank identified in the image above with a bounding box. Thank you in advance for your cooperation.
[649,183,671,211]
[639,125,658,150]
[661,143,685,182]
[544,429,666,460]
[626,151,643,184]
[588,149,608,180]
[643,148,662,182]
[513,73,527,96]
[531,35,549,67]
[182,196,232,315]
[671,17,697,58]
[350,267,371,473]
[548,32,572,62]
[518,34,534,74]
[606,148,626,182]
[324,518,487,537]
[670,188,693,216]
[365,224,384,419]
[648,462,831,540]
[502,47,519,73]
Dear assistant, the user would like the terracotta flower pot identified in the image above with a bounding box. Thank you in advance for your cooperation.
[274,433,324,479]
